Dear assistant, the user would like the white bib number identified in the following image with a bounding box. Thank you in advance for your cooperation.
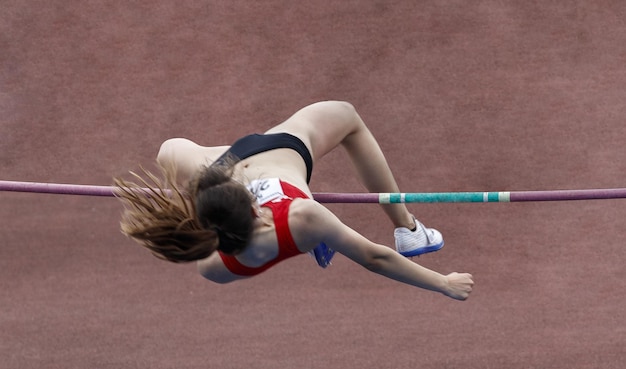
[247,178,285,205]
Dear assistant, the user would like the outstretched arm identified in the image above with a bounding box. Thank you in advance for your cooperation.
[291,200,474,300]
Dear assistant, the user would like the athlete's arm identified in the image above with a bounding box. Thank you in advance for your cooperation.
[290,200,474,300]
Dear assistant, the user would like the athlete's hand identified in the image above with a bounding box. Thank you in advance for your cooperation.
[442,272,474,300]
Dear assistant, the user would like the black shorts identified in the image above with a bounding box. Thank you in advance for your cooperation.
[216,133,313,183]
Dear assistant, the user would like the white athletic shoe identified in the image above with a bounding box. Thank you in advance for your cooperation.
[394,217,444,257]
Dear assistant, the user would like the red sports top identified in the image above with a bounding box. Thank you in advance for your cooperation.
[218,179,308,276]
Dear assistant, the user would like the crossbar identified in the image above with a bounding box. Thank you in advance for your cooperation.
[2,180,626,203]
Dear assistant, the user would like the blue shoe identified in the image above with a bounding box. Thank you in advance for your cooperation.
[312,242,335,268]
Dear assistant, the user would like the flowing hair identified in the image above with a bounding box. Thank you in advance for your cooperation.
[114,165,218,263]
[114,159,255,263]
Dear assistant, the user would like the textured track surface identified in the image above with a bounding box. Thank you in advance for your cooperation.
[2,2,625,368]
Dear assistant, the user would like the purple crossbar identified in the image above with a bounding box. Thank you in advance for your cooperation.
[510,188,626,202]
[312,193,379,203]
[1,180,626,203]
[0,181,118,197]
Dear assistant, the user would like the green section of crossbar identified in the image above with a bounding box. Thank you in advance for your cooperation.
[379,192,511,203]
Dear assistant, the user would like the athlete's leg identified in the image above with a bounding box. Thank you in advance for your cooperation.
[268,101,444,257]
[267,101,413,229]
[156,138,230,186]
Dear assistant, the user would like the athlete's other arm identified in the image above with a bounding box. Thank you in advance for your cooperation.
[291,200,474,300]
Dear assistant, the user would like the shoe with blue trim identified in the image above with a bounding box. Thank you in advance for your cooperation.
[311,242,335,268]
[394,217,444,257]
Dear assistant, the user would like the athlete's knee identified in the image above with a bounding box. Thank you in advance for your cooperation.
[338,101,366,128]
[330,100,355,112]
[338,101,358,112]
[308,100,357,119]
[157,139,176,164]
[157,138,192,165]
[327,100,358,121]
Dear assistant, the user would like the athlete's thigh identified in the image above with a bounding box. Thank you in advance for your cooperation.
[265,101,359,161]
[158,138,230,182]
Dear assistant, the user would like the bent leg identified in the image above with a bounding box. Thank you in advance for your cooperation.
[337,109,416,229]
[267,101,414,229]
[157,138,230,186]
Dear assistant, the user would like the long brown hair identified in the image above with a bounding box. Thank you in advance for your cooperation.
[114,161,255,263]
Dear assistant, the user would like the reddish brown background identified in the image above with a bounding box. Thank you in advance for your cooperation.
[2,1,625,368]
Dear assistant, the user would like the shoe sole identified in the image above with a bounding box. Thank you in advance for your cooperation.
[398,241,444,257]
[313,242,335,268]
